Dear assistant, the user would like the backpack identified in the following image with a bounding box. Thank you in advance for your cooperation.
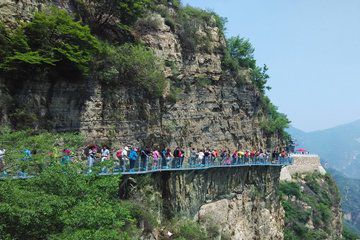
[116,149,123,159]
[178,150,183,158]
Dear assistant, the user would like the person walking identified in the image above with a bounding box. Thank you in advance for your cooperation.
[0,149,5,172]
[129,147,138,172]
[101,146,110,162]
[140,147,151,171]
[152,148,160,170]
[190,148,197,167]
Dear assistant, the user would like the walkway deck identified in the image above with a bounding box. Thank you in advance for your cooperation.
[0,157,293,179]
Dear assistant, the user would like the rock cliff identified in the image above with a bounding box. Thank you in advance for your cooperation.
[120,166,284,240]
[0,0,278,150]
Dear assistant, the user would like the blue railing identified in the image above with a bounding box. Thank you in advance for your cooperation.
[114,156,293,174]
[0,156,293,179]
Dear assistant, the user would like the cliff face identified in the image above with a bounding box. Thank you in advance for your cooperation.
[0,0,275,150]
[280,173,343,240]
[120,166,284,240]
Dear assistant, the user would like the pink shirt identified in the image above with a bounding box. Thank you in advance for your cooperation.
[153,150,160,160]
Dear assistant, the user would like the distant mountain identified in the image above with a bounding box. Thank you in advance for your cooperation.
[328,169,360,234]
[288,121,360,234]
[288,120,360,179]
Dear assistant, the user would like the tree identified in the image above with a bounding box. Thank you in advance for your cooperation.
[0,8,100,76]
[0,164,136,239]
[226,36,256,68]
[73,0,151,35]
[94,43,166,98]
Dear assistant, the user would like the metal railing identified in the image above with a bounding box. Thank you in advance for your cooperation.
[0,155,293,179]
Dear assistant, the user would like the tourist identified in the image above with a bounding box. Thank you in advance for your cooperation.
[204,149,211,166]
[198,149,205,166]
[140,147,151,171]
[232,150,238,165]
[22,149,32,161]
[190,148,197,167]
[210,149,217,165]
[179,147,185,168]
[237,150,244,164]
[120,146,129,171]
[0,149,5,172]
[165,148,173,169]
[61,149,71,165]
[152,148,160,170]
[129,147,138,172]
[87,147,95,172]
[173,147,180,168]
[159,147,165,169]
[101,146,110,162]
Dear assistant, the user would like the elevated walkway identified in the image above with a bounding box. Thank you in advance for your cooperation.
[1,157,293,179]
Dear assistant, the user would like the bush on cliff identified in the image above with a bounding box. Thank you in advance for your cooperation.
[176,6,226,54]
[224,36,270,93]
[72,0,151,39]
[260,96,291,140]
[94,42,166,98]
[0,8,100,78]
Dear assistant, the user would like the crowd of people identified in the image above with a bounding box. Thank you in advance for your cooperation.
[83,145,292,173]
[0,145,292,176]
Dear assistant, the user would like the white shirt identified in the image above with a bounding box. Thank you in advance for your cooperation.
[101,149,110,157]
[198,152,204,160]
[0,149,5,160]
[122,149,128,158]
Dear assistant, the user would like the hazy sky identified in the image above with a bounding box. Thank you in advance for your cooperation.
[182,0,360,132]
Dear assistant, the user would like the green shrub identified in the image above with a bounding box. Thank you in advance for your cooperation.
[224,36,271,93]
[0,126,84,173]
[136,13,164,31]
[95,43,166,97]
[73,0,151,35]
[177,6,226,54]
[261,96,290,139]
[280,182,302,198]
[226,36,256,69]
[195,75,212,88]
[0,8,100,76]
[9,109,38,130]
[167,85,181,104]
[172,220,207,240]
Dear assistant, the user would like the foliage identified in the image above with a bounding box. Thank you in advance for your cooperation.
[343,225,360,240]
[94,43,166,98]
[224,36,270,93]
[0,8,99,77]
[73,0,151,35]
[154,0,181,9]
[279,181,301,198]
[9,109,38,130]
[0,164,137,239]
[261,96,291,140]
[166,85,182,104]
[195,75,212,88]
[136,13,164,31]
[280,173,342,240]
[0,126,84,174]
[226,37,255,69]
[176,6,226,54]
[171,219,208,240]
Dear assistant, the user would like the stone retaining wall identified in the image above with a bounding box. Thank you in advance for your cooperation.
[280,154,326,181]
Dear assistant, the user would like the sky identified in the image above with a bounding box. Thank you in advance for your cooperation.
[182,0,360,132]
